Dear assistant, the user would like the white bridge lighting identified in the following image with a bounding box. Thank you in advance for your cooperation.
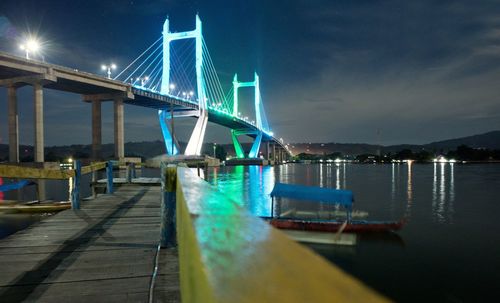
[19,37,41,60]
[101,63,117,79]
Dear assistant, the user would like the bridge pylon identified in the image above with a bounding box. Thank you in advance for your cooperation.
[231,72,263,158]
[158,14,208,156]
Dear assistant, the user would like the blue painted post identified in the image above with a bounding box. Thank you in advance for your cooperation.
[131,162,136,179]
[71,160,81,210]
[126,163,132,183]
[106,161,114,194]
[160,163,177,247]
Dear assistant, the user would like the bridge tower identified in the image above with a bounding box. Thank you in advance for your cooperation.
[158,15,208,156]
[231,72,264,158]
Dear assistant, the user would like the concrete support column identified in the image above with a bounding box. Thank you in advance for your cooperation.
[7,86,19,163]
[266,141,270,160]
[272,144,276,162]
[92,99,102,160]
[34,83,44,162]
[114,97,124,160]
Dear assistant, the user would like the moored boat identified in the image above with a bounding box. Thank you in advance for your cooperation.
[266,217,405,233]
[267,182,405,235]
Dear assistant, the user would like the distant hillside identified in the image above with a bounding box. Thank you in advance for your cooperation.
[424,131,500,150]
[1,130,499,161]
[0,141,250,161]
[290,130,500,156]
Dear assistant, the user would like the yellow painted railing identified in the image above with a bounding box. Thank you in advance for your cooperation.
[0,162,107,179]
[175,166,390,303]
[81,162,107,175]
[0,164,74,179]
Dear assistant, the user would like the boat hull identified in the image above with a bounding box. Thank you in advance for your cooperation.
[266,218,405,233]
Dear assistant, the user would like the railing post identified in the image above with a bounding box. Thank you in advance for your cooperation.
[160,163,177,247]
[91,168,97,199]
[130,162,136,179]
[126,162,132,183]
[71,160,81,210]
[106,161,114,194]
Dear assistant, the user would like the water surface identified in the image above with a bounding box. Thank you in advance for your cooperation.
[206,163,500,302]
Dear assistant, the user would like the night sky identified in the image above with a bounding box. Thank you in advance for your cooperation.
[1,0,500,146]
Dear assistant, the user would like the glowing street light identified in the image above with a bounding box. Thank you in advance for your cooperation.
[136,76,149,87]
[189,91,194,100]
[19,38,41,60]
[101,63,117,79]
[168,83,176,94]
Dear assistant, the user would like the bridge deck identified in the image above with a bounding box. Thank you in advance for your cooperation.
[0,186,179,302]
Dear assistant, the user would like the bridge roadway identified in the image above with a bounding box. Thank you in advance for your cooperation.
[0,52,290,159]
[0,185,180,302]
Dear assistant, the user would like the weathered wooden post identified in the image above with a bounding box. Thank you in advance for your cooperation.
[160,163,177,247]
[91,164,97,198]
[106,161,114,194]
[126,162,132,183]
[71,160,81,209]
[130,162,136,179]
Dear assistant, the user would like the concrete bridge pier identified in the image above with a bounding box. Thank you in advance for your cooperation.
[34,82,44,162]
[265,141,270,161]
[84,93,128,161]
[91,99,102,160]
[114,97,124,160]
[7,85,19,163]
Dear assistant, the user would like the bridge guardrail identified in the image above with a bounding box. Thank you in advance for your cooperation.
[163,163,389,303]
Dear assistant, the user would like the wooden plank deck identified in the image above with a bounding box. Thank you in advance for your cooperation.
[0,186,179,302]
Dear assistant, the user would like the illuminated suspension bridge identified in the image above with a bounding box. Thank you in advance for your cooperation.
[113,15,281,158]
[0,15,291,163]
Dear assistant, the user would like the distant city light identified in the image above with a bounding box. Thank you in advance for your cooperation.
[433,156,456,163]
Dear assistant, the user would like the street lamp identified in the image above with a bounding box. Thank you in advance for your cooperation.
[136,76,149,87]
[213,143,217,158]
[19,38,40,60]
[169,83,176,94]
[101,63,117,79]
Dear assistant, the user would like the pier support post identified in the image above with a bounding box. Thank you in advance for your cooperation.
[7,85,19,163]
[114,97,124,160]
[92,99,102,160]
[71,160,81,209]
[161,163,177,248]
[106,161,114,194]
[34,82,44,162]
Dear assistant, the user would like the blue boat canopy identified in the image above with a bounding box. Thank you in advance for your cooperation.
[270,182,353,210]
[0,180,35,192]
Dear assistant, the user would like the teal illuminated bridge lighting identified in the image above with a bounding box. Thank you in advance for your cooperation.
[112,15,286,158]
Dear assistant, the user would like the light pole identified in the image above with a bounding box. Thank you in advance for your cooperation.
[136,76,149,87]
[19,38,40,60]
[213,143,217,158]
[101,64,117,79]
[168,83,176,94]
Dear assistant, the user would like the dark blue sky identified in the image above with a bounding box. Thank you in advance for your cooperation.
[1,0,500,146]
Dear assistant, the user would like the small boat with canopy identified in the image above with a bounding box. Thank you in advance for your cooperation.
[265,182,405,234]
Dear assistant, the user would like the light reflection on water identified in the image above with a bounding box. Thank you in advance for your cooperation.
[206,163,500,302]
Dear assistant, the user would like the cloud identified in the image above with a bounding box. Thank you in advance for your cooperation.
[259,0,500,144]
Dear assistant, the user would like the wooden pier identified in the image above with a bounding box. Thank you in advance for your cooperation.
[0,185,179,302]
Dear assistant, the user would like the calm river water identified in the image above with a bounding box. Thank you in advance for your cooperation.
[205,163,500,303]
[1,163,499,301]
